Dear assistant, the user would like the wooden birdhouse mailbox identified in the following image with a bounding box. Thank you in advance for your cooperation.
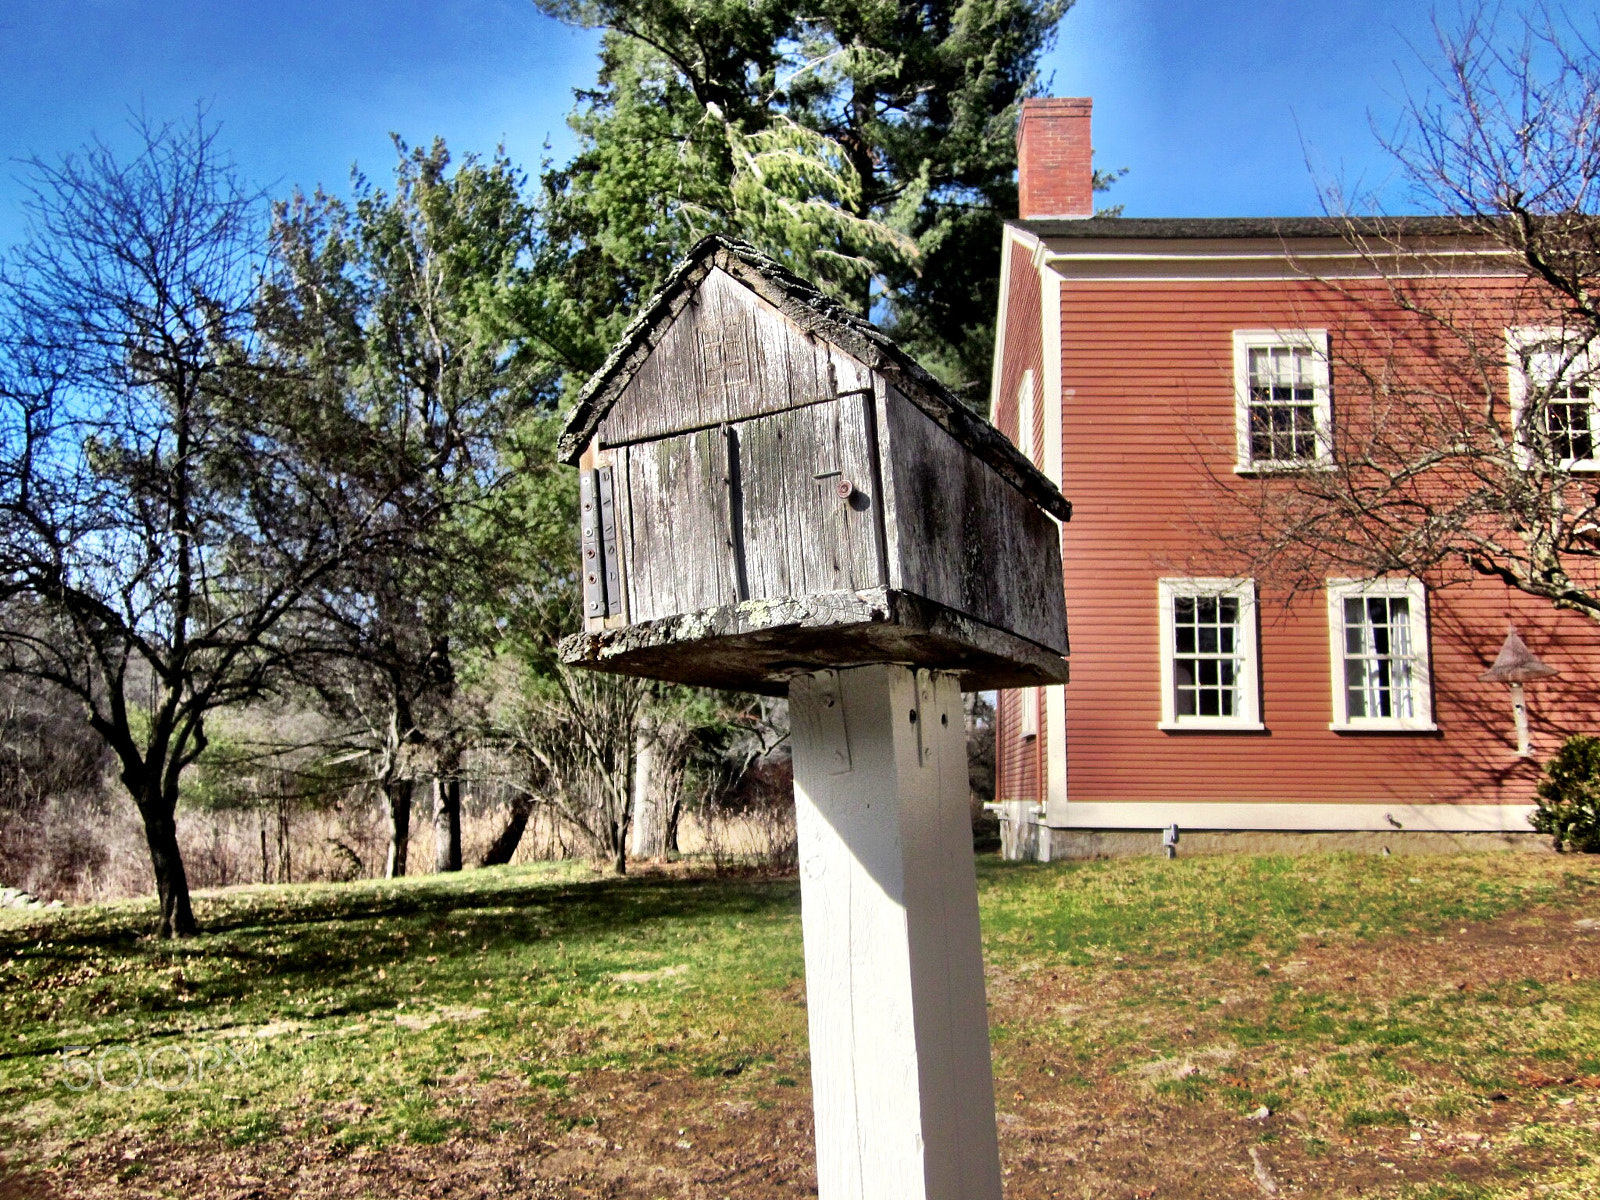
[558,235,1070,693]
[1480,624,1559,756]
[559,236,1071,1200]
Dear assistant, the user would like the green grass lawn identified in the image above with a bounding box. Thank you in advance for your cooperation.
[2,852,1598,1198]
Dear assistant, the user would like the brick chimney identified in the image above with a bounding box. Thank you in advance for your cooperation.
[1017,97,1094,220]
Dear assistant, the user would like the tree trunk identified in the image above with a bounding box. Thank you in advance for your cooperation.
[140,800,197,939]
[275,790,292,883]
[611,768,630,876]
[433,774,462,873]
[384,777,413,878]
[628,721,664,860]
[479,791,534,867]
[665,791,683,856]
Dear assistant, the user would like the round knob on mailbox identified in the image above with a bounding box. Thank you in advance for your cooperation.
[836,479,855,500]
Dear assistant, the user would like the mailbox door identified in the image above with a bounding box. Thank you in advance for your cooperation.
[736,391,884,600]
[620,393,886,624]
[623,426,739,623]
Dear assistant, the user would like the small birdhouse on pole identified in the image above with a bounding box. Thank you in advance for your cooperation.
[1479,625,1559,756]
[558,235,1070,1200]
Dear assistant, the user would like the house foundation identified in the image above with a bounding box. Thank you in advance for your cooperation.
[1038,827,1552,859]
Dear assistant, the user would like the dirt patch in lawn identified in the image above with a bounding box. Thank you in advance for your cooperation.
[12,1066,1584,1200]
[15,897,1600,1199]
[15,1068,818,1200]
[984,897,1600,1198]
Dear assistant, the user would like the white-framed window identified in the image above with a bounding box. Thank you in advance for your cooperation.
[1017,368,1037,463]
[1157,578,1263,731]
[1233,329,1332,472]
[1018,686,1039,740]
[1326,577,1435,732]
[1507,327,1599,471]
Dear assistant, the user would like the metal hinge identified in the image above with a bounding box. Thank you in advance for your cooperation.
[580,466,623,619]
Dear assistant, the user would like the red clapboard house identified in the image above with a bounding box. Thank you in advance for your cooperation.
[991,97,1600,856]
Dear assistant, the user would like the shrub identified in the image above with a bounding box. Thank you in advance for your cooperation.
[1532,735,1600,852]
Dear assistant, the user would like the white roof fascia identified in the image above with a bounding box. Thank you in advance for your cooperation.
[1034,235,1521,283]
[989,223,1043,424]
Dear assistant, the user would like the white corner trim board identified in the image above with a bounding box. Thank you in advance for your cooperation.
[1049,802,1537,834]
[1044,683,1067,819]
[791,665,1004,1200]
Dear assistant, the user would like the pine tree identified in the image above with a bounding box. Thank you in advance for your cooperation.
[534,0,1106,403]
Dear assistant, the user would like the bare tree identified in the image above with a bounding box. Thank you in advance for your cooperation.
[1231,5,1600,623]
[0,114,390,935]
[496,657,644,874]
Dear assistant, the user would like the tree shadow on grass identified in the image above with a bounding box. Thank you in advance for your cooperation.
[0,868,803,1059]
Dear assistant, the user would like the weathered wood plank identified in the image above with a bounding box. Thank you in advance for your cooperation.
[599,267,837,448]
[879,385,1069,655]
[559,587,1069,695]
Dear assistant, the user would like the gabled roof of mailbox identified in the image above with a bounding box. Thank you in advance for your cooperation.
[558,234,1072,522]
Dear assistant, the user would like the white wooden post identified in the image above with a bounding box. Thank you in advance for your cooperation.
[790,664,1004,1200]
[1510,682,1531,756]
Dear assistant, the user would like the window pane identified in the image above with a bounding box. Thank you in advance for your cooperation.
[1532,345,1597,462]
[1246,342,1322,463]
[1340,590,1421,723]
[1345,659,1368,719]
[1171,588,1245,722]
[1388,599,1411,654]
[1367,600,1392,655]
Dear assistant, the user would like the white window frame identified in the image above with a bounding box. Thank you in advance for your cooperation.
[1232,329,1333,473]
[1157,578,1263,731]
[1507,327,1600,472]
[1017,368,1037,463]
[1326,577,1436,732]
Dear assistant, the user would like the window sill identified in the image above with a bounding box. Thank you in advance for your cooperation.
[1233,461,1334,477]
[1328,721,1439,734]
[1158,721,1268,734]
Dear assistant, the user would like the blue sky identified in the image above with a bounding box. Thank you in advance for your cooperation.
[1043,0,1450,217]
[0,0,1476,253]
